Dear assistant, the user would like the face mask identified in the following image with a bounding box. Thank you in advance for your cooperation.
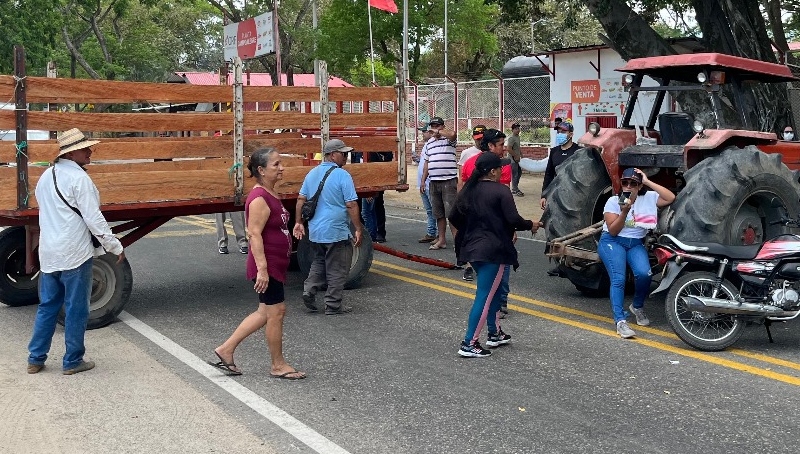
[784,132,794,141]
[555,132,569,146]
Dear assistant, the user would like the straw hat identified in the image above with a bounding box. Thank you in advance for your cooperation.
[57,128,100,157]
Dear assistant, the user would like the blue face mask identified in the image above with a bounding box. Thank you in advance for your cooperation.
[555,132,569,146]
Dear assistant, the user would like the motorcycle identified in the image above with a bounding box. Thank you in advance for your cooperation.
[651,211,800,351]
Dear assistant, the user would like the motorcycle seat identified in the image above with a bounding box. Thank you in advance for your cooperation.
[678,241,761,259]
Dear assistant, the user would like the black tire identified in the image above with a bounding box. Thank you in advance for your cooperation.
[58,253,133,330]
[296,223,373,290]
[540,148,613,295]
[0,227,39,306]
[668,146,800,245]
[664,271,744,351]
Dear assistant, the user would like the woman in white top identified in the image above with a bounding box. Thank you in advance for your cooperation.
[598,167,675,339]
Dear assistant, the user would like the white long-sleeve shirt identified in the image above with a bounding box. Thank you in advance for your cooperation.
[35,159,123,273]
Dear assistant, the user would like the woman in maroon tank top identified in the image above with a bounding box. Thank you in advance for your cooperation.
[209,148,306,379]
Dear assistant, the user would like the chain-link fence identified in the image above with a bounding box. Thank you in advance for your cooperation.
[407,75,550,145]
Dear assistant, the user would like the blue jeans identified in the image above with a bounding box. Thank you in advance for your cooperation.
[420,191,437,236]
[463,262,508,344]
[28,258,93,370]
[597,232,651,323]
[362,197,377,240]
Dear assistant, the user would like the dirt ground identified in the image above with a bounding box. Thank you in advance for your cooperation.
[383,166,546,222]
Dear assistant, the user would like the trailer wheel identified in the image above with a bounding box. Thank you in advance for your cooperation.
[58,253,133,330]
[0,227,39,307]
[540,148,613,296]
[296,224,374,290]
[669,146,800,245]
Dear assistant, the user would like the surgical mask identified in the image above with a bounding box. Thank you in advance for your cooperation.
[555,132,569,146]
[784,132,794,141]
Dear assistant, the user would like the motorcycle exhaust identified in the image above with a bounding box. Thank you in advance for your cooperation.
[681,296,794,317]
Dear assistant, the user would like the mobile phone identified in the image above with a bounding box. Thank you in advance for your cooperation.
[618,191,631,205]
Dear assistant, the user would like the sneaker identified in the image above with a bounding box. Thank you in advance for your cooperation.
[63,360,95,375]
[418,234,437,243]
[629,304,650,326]
[239,246,248,254]
[27,363,44,374]
[616,320,636,339]
[325,305,353,315]
[218,246,229,254]
[486,329,512,347]
[375,236,386,243]
[302,293,318,312]
[513,190,525,197]
[462,266,474,281]
[458,341,492,358]
[546,266,561,277]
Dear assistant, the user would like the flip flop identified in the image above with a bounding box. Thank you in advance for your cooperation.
[428,243,447,250]
[207,351,242,376]
[271,370,307,380]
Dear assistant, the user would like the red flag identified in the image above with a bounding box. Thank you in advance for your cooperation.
[369,0,398,13]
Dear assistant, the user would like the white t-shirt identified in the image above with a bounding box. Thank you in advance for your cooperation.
[601,191,659,239]
[458,146,481,166]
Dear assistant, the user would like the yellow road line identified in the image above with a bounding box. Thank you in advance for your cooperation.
[373,259,800,371]
[147,229,210,239]
[370,266,800,386]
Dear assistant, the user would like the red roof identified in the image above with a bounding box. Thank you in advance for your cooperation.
[616,53,797,83]
[177,72,353,87]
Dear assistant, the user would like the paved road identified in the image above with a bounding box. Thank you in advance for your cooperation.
[5,206,800,453]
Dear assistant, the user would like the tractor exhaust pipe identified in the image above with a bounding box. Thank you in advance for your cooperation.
[681,296,794,317]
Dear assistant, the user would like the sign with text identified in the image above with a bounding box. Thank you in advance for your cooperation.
[570,80,601,103]
[223,11,274,61]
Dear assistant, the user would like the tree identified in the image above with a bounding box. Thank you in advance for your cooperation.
[316,0,502,82]
[0,0,62,76]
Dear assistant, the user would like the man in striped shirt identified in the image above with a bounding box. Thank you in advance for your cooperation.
[420,116,458,250]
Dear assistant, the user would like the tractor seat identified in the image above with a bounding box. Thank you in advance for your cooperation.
[658,112,696,145]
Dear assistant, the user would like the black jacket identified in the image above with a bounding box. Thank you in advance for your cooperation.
[449,181,533,269]
[542,142,582,192]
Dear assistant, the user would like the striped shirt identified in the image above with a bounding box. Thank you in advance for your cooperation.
[423,137,458,181]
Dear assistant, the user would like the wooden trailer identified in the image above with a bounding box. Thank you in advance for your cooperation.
[0,51,407,328]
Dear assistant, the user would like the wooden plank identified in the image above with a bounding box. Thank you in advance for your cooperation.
[0,160,402,211]
[242,86,320,102]
[274,161,399,195]
[1,75,231,104]
[329,86,396,102]
[0,76,397,105]
[0,135,397,162]
[24,111,232,133]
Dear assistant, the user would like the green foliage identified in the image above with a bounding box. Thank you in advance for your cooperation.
[347,60,396,86]
[0,0,62,75]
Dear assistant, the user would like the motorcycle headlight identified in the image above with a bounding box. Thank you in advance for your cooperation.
[697,72,707,83]
[692,120,705,134]
[588,122,601,137]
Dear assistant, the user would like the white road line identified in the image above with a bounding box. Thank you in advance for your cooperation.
[118,311,351,454]
[385,214,547,243]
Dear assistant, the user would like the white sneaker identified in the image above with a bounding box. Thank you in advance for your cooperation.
[616,320,636,339]
[629,304,650,326]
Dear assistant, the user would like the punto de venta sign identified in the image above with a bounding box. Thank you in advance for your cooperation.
[223,11,275,61]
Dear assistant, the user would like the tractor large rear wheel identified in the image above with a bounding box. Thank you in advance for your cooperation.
[668,147,800,245]
[541,148,613,296]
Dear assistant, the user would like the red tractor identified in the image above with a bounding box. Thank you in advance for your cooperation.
[543,53,800,296]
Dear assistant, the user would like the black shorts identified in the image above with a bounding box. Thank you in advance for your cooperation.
[253,277,285,305]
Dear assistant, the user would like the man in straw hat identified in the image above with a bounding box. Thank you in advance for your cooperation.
[27,128,125,375]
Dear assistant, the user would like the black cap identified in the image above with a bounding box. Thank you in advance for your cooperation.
[480,128,506,151]
[429,116,445,126]
[621,167,643,183]
[475,153,512,175]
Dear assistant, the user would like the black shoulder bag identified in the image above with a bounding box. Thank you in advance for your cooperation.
[301,166,336,222]
[52,167,103,249]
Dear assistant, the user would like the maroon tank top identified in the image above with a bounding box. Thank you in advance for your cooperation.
[245,186,291,282]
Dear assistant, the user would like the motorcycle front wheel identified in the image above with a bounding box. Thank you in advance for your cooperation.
[665,271,745,351]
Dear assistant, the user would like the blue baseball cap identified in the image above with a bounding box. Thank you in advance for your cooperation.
[621,168,643,183]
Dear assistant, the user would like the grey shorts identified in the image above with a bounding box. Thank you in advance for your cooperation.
[429,178,457,219]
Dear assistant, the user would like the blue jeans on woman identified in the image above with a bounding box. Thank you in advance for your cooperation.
[28,258,93,370]
[597,232,651,323]
[463,262,508,344]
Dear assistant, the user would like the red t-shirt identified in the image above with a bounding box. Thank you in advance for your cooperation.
[461,153,512,184]
[245,187,292,282]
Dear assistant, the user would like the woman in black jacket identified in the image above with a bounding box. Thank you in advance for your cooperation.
[449,153,541,358]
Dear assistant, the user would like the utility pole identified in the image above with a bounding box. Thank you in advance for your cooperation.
[443,0,448,75]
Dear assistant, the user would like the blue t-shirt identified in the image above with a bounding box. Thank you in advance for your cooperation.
[299,162,358,243]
